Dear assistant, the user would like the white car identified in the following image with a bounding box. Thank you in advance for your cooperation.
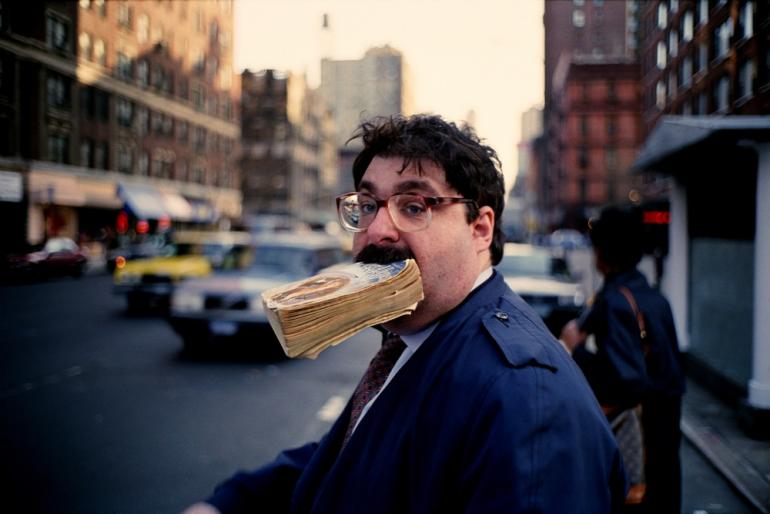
[496,243,586,336]
[167,232,348,357]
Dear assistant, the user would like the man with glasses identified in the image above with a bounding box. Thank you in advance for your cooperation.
[183,115,626,514]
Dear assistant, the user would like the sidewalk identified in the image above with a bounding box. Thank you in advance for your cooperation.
[681,379,770,513]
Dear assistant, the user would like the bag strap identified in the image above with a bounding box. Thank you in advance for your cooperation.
[617,285,649,353]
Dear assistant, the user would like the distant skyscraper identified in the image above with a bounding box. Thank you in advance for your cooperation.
[320,46,413,194]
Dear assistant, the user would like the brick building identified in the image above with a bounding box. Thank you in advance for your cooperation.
[541,0,642,229]
[639,0,770,125]
[240,69,337,224]
[0,0,241,255]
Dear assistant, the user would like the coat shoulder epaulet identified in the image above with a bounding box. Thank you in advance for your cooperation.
[481,294,561,372]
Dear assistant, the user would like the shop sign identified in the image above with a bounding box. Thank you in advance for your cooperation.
[0,171,23,202]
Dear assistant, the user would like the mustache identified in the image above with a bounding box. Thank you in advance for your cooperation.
[355,244,415,265]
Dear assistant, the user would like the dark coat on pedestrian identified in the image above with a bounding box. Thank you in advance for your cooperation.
[573,268,685,512]
[207,272,627,514]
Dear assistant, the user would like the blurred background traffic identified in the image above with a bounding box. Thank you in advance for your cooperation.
[1,1,769,513]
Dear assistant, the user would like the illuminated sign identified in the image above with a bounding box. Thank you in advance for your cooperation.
[643,211,670,224]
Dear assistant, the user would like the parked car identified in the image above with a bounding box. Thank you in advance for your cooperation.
[113,231,253,312]
[496,243,586,337]
[548,229,589,251]
[4,237,88,280]
[167,232,348,356]
[106,235,174,273]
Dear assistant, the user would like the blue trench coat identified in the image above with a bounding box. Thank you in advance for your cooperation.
[208,272,627,514]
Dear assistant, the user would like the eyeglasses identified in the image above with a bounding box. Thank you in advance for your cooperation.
[336,192,477,233]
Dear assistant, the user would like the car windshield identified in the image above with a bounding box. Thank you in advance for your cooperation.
[497,253,570,278]
[247,246,343,277]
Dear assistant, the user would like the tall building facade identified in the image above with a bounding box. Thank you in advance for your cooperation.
[320,45,413,194]
[240,69,337,223]
[0,0,241,256]
[542,0,642,229]
[639,0,770,128]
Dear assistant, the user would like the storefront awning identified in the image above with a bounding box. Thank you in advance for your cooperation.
[117,183,169,220]
[633,116,770,175]
[159,190,194,222]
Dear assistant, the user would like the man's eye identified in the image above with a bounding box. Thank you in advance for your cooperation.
[360,202,377,215]
[400,202,427,217]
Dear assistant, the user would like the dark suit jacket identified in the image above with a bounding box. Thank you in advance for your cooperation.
[208,272,627,513]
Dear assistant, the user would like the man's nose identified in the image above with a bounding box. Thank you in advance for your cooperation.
[365,203,400,243]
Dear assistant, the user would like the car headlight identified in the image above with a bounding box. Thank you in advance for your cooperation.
[171,291,204,312]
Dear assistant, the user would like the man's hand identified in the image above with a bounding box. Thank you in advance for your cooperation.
[559,319,586,354]
[181,502,220,514]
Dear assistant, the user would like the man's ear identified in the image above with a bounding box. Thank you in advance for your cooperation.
[471,206,495,253]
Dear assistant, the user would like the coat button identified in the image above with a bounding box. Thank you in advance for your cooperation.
[494,311,509,321]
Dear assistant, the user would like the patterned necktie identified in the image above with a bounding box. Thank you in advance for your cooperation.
[342,332,406,447]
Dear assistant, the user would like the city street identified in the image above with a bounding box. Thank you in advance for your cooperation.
[0,272,757,514]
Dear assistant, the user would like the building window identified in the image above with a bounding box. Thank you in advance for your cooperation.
[117,145,133,173]
[714,20,733,60]
[117,98,133,127]
[193,126,206,151]
[578,146,588,169]
[606,116,617,137]
[79,32,92,60]
[657,41,667,69]
[657,3,668,29]
[95,141,108,169]
[606,148,618,171]
[117,52,133,80]
[681,56,693,88]
[151,111,163,133]
[162,115,173,136]
[80,138,93,168]
[715,75,730,111]
[210,20,219,46]
[94,0,106,18]
[191,83,205,109]
[573,0,585,5]
[668,73,677,98]
[670,0,679,12]
[118,3,132,29]
[46,14,69,53]
[572,9,586,27]
[136,107,149,136]
[178,121,188,142]
[738,1,755,39]
[48,134,70,163]
[656,80,667,109]
[698,0,708,25]
[95,89,109,122]
[94,39,106,66]
[682,10,694,41]
[137,59,149,88]
[137,13,149,44]
[669,30,678,57]
[138,151,149,176]
[46,73,70,109]
[738,59,756,99]
[579,115,588,137]
[80,0,91,8]
[177,159,187,181]
[696,42,708,72]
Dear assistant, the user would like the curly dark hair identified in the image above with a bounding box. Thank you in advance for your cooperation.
[348,114,506,265]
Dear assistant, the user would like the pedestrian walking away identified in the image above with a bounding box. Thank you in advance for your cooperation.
[182,114,627,514]
[560,205,686,514]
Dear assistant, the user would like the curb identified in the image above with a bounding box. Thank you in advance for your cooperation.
[681,413,770,514]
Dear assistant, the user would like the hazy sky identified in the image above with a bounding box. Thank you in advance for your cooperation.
[234,0,545,190]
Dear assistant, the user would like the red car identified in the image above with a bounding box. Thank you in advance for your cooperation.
[6,237,88,279]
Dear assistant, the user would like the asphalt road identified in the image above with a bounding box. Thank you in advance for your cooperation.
[0,271,756,513]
